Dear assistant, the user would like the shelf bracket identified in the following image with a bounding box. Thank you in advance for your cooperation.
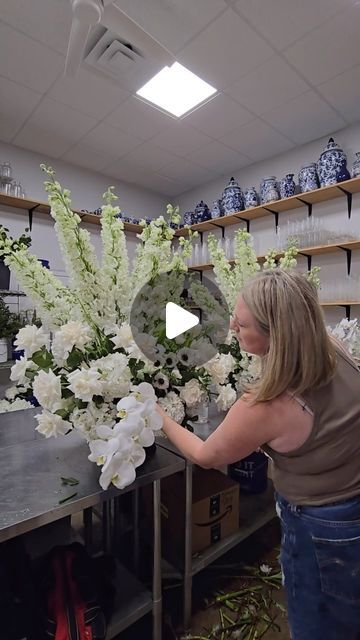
[234,217,250,233]
[299,252,312,271]
[198,230,203,244]
[27,205,40,232]
[337,186,353,219]
[208,221,225,238]
[339,246,352,275]
[296,197,313,217]
[263,208,279,230]
[339,304,351,320]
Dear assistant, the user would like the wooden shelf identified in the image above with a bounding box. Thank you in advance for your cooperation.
[189,238,360,271]
[321,301,360,306]
[175,176,360,237]
[0,193,143,234]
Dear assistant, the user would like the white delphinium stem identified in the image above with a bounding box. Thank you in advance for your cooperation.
[207,233,237,311]
[100,187,130,321]
[3,249,77,328]
[233,229,260,290]
[41,165,102,327]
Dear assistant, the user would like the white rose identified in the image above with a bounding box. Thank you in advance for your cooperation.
[5,386,18,401]
[52,321,92,364]
[33,369,63,412]
[67,367,102,402]
[35,410,71,438]
[10,357,30,385]
[215,384,237,411]
[111,324,134,350]
[14,325,50,358]
[179,379,207,408]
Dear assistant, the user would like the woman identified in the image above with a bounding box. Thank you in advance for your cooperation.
[157,269,360,640]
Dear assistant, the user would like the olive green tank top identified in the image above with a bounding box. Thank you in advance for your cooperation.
[262,347,360,506]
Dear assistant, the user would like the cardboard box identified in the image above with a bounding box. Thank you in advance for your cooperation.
[160,467,239,566]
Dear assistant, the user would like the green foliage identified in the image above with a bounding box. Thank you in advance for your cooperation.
[0,297,24,339]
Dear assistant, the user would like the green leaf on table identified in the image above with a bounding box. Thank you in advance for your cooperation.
[59,491,78,504]
[61,476,79,486]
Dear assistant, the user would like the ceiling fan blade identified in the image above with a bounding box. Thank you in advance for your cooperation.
[101,3,173,67]
[64,17,93,76]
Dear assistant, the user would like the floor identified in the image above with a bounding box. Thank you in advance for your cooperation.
[118,519,291,640]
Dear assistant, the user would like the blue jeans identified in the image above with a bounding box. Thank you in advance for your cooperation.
[276,492,360,640]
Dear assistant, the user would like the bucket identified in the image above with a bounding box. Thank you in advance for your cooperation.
[0,260,10,290]
[228,451,268,494]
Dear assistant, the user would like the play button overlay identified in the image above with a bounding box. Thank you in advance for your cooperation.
[165,302,199,339]
[130,270,230,368]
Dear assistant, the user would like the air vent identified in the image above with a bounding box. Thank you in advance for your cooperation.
[85,26,164,90]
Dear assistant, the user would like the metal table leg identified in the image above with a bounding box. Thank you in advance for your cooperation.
[152,479,162,640]
[133,488,140,574]
[183,461,193,631]
[83,507,93,553]
[102,500,112,553]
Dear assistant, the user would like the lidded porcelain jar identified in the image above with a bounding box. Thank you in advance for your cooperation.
[222,177,244,214]
[194,200,210,223]
[317,137,348,187]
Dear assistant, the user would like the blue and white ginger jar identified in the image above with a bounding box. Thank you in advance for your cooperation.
[279,173,296,199]
[317,137,348,187]
[222,177,244,214]
[298,163,319,193]
[352,152,360,178]
[183,211,194,225]
[194,200,210,223]
[210,199,223,219]
[244,187,259,209]
[260,177,279,204]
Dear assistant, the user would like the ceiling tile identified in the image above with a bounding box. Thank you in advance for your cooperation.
[226,56,310,116]
[220,119,294,160]
[62,144,117,172]
[0,77,42,143]
[183,93,253,138]
[234,0,351,51]
[105,96,174,140]
[317,65,360,123]
[114,0,227,54]
[284,5,360,85]
[49,68,130,120]
[151,121,211,157]
[14,98,97,157]
[0,0,72,55]
[190,141,250,174]
[82,123,143,159]
[262,90,346,144]
[178,8,273,90]
[0,22,63,93]
[123,143,180,172]
[159,157,219,184]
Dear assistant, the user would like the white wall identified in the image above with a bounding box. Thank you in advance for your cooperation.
[0,141,167,315]
[178,122,360,325]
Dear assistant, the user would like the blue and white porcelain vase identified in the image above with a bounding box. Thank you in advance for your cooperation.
[298,163,319,193]
[183,211,194,226]
[336,159,351,183]
[279,173,296,199]
[194,200,210,223]
[351,152,360,178]
[210,199,223,219]
[244,187,259,209]
[260,177,279,204]
[222,177,244,215]
[317,137,348,187]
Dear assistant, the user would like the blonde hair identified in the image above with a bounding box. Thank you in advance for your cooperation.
[241,269,336,403]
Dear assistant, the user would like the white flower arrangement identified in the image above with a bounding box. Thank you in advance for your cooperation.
[327,318,360,365]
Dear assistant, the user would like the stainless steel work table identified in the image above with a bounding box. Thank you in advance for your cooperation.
[0,408,185,639]
[157,415,276,631]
